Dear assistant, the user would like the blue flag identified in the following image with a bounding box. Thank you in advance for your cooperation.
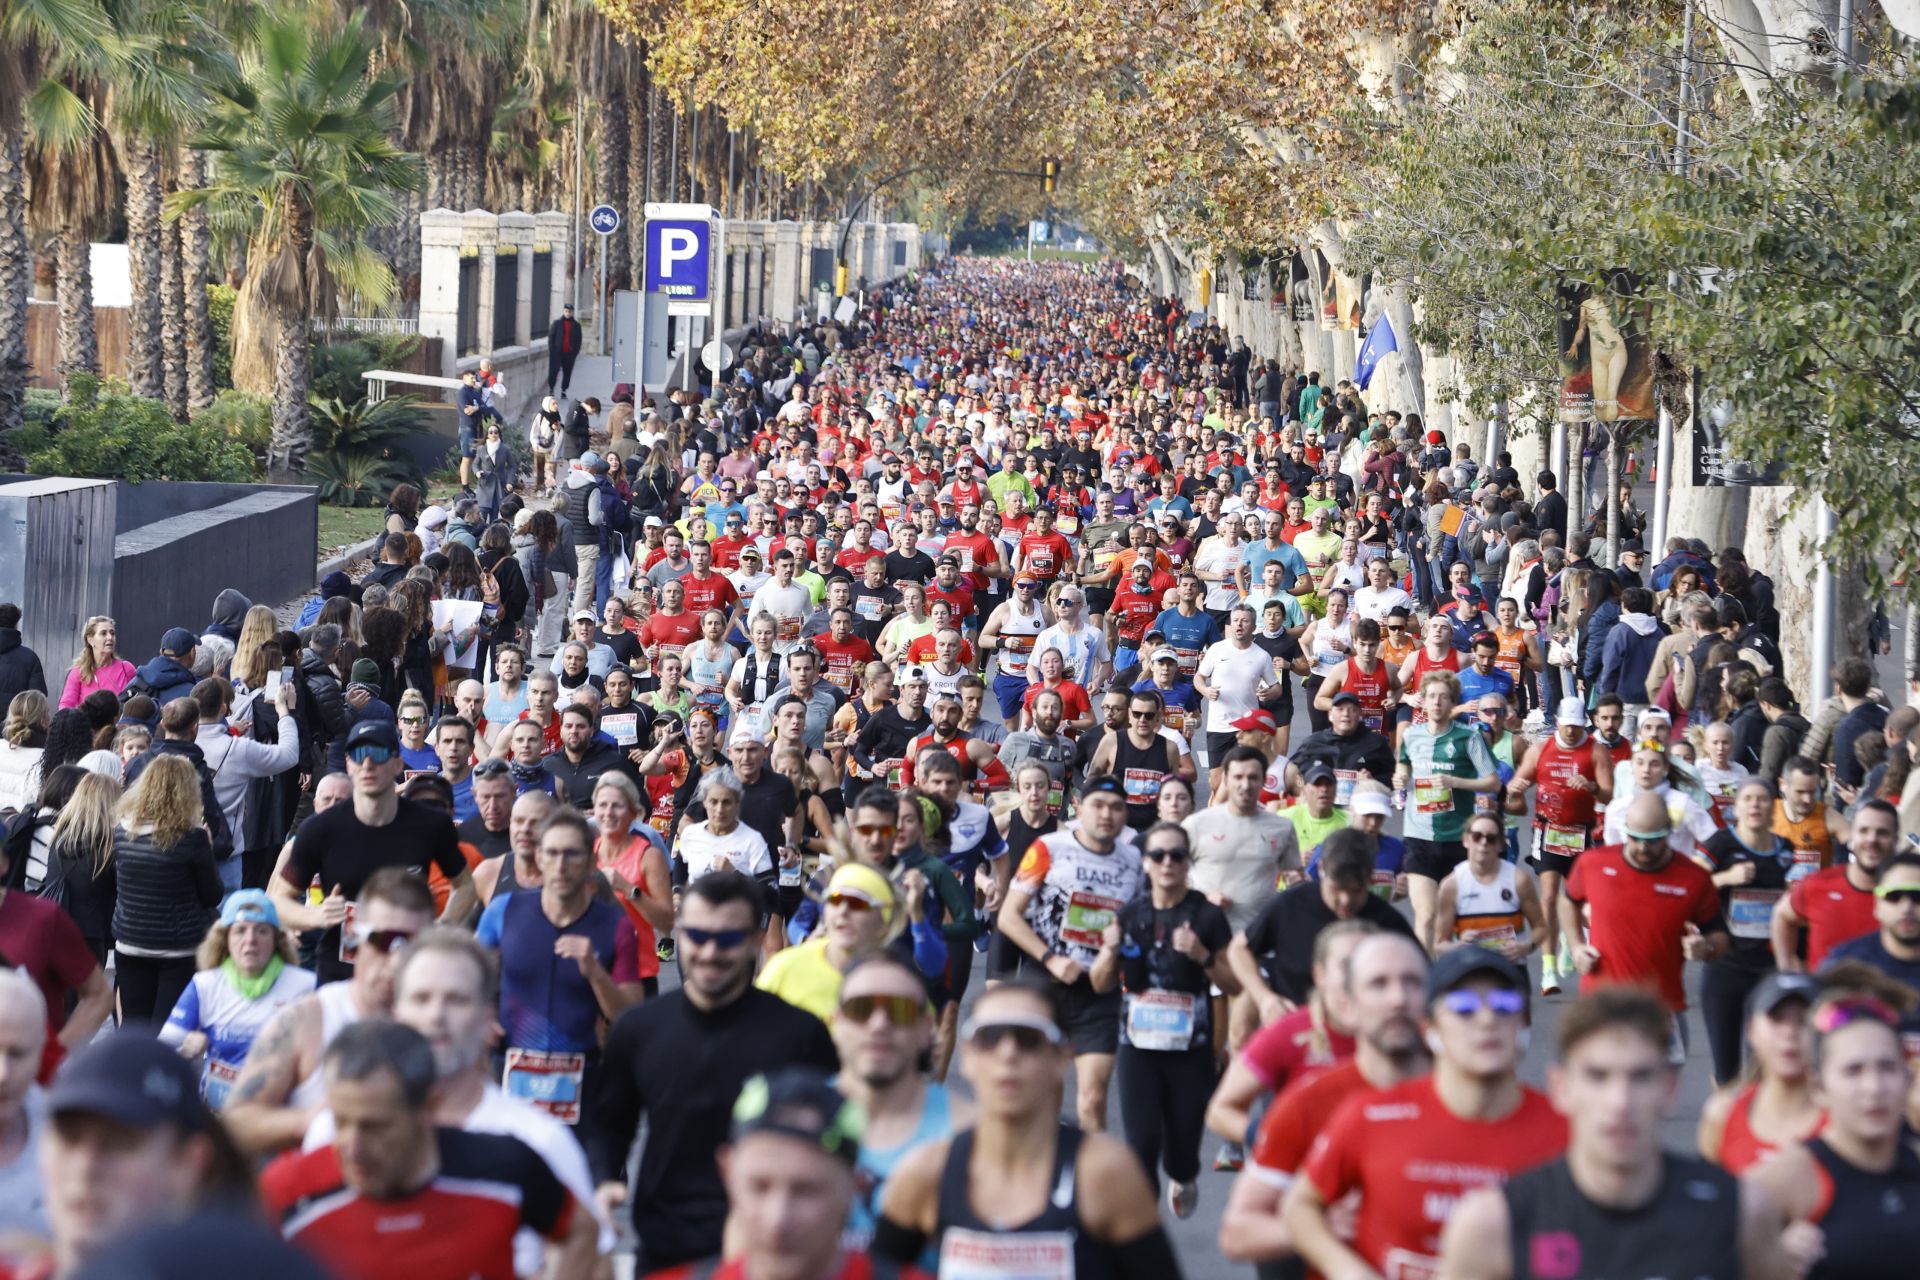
[1354,313,1398,390]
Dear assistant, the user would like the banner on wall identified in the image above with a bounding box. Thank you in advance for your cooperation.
[1244,263,1263,302]
[1555,271,1655,424]
[1691,375,1787,487]
[1312,249,1338,331]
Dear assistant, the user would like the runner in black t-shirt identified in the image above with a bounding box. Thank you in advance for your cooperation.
[883,541,937,591]
[272,719,467,982]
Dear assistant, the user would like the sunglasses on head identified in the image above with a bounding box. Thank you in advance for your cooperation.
[353,925,417,955]
[840,993,924,1027]
[1439,987,1527,1019]
[963,1015,1065,1053]
[346,744,396,766]
[472,759,511,778]
[681,925,751,950]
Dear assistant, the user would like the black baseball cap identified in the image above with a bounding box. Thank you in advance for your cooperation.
[1747,972,1820,1019]
[730,1068,864,1167]
[1079,773,1126,800]
[160,627,197,656]
[1328,690,1362,708]
[344,718,401,753]
[1427,947,1527,1010]
[49,1031,218,1134]
[1299,761,1337,786]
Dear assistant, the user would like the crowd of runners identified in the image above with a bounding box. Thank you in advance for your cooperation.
[1,256,1917,1278]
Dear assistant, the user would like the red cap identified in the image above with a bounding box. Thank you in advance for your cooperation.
[1230,710,1280,735]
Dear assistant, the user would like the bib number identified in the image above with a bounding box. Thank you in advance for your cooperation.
[1061,891,1121,949]
[503,1049,588,1124]
[1122,767,1164,801]
[1728,887,1783,940]
[1126,990,1198,1051]
[938,1228,1075,1280]
[1335,769,1359,808]
[1542,823,1587,855]
[1413,776,1451,814]
[203,1058,241,1109]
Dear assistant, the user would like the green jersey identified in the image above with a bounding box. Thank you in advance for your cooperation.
[1397,722,1498,843]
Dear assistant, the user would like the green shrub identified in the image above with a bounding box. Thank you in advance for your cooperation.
[206,284,236,390]
[23,388,61,431]
[308,447,413,507]
[191,390,271,465]
[310,331,422,404]
[25,373,258,482]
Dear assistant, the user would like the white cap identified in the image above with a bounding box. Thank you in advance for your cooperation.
[1149,648,1180,665]
[644,515,665,528]
[729,724,767,748]
[1350,790,1391,818]
[1637,706,1673,728]
[1555,697,1588,727]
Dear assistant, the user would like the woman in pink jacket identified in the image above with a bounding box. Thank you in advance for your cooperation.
[59,615,137,708]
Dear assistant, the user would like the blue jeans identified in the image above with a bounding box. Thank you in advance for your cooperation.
[218,855,243,894]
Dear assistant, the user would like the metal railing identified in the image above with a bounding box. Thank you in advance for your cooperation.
[328,316,421,336]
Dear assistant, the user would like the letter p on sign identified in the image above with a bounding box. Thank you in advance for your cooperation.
[645,218,711,300]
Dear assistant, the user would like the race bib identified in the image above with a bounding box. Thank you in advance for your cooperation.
[938,1229,1075,1280]
[1728,887,1783,940]
[203,1058,242,1109]
[1383,1248,1442,1280]
[1046,784,1064,814]
[1335,769,1359,808]
[1030,549,1055,574]
[503,1049,587,1124]
[1055,514,1079,537]
[1542,823,1588,855]
[1123,767,1164,801]
[1413,776,1451,814]
[855,596,885,619]
[1126,990,1197,1051]
[777,615,803,642]
[954,546,975,572]
[602,712,639,746]
[779,859,804,888]
[1459,922,1518,948]
[1061,890,1121,948]
[1363,711,1385,732]
[338,901,359,965]
[880,758,905,790]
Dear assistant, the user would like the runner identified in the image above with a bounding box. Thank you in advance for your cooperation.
[1433,811,1546,959]
[1697,971,1823,1173]
[1696,777,1799,1085]
[1506,696,1614,995]
[1393,670,1501,951]
[871,978,1180,1280]
[1282,948,1566,1280]
[1772,799,1897,973]
[1438,987,1760,1280]
[996,775,1142,1133]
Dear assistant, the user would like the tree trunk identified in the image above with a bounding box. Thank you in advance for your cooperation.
[267,210,313,477]
[395,183,423,306]
[626,68,647,289]
[123,140,165,399]
[0,121,29,435]
[54,225,97,378]
[178,149,215,412]
[161,168,189,420]
[1604,432,1622,566]
[426,147,452,210]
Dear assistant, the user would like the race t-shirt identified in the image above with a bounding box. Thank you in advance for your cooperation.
[1302,1076,1568,1280]
[1012,830,1143,971]
[1396,723,1497,843]
[1786,864,1879,971]
[1565,844,1724,1011]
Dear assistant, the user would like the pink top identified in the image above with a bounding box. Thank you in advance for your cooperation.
[59,659,137,709]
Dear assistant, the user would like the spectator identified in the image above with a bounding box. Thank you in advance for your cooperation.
[110,754,222,1022]
[58,615,136,709]
[0,603,46,714]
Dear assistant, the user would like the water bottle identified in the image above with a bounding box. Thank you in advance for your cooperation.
[1392,786,1408,811]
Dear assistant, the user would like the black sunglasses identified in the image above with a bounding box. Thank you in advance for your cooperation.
[1144,847,1189,863]
[682,926,751,949]
[472,759,512,778]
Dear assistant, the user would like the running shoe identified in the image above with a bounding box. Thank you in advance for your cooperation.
[1540,954,1561,996]
[1168,1180,1199,1220]
[1212,1142,1244,1172]
[656,936,676,964]
[1557,941,1574,974]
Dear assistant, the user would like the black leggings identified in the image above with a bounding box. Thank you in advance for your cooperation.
[115,952,198,1026]
[1302,676,1329,733]
[1700,961,1767,1087]
[1117,1043,1217,1187]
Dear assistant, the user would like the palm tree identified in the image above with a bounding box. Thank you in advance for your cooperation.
[0,0,117,431]
[176,9,422,477]
[24,73,118,378]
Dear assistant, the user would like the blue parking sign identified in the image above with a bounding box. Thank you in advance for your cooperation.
[645,219,711,300]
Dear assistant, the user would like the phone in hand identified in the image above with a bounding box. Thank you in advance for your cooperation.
[264,669,284,699]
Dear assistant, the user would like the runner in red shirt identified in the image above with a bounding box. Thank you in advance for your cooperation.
[812,607,877,697]
[679,542,740,624]
[941,505,1002,596]
[1773,798,1898,971]
[1012,505,1073,585]
[1219,931,1431,1267]
[1107,558,1169,661]
[639,581,704,667]
[262,1021,595,1279]
[1562,791,1730,1018]
[1506,698,1615,995]
[1285,948,1567,1280]
[924,556,977,627]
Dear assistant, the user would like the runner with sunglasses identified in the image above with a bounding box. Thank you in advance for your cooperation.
[1283,949,1566,1280]
[1820,852,1920,1043]
[997,775,1142,1134]
[1743,981,1920,1280]
[833,953,975,1254]
[872,978,1179,1280]
[268,719,473,984]
[1439,988,1758,1280]
[592,871,837,1273]
[1088,822,1235,1218]
[1561,791,1729,1063]
[223,869,435,1157]
[1434,812,1545,961]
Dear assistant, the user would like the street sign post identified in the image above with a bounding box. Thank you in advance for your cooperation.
[639,202,726,402]
[590,204,621,355]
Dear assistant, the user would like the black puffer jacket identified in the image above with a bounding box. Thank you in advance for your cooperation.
[0,628,47,712]
[299,653,348,757]
[110,824,220,955]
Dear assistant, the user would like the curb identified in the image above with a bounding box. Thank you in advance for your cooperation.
[317,534,382,580]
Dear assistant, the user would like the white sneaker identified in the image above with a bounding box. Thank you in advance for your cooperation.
[1168,1180,1199,1220]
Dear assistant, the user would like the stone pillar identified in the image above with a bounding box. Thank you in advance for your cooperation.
[418,209,465,378]
[462,210,500,359]
[769,221,802,326]
[534,210,571,340]
[729,247,749,328]
[498,212,536,346]
[747,240,766,321]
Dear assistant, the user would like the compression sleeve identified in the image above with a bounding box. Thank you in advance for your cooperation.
[1111,1224,1182,1280]
[870,1215,929,1265]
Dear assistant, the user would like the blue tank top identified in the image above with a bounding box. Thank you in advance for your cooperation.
[843,1083,956,1255]
[479,889,627,1053]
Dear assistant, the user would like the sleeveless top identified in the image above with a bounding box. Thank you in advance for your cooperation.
[1406,647,1461,725]
[844,1085,957,1251]
[1773,799,1834,882]
[288,980,363,1111]
[1505,1153,1739,1280]
[1343,657,1390,732]
[1113,732,1175,819]
[935,1126,1109,1280]
[1449,860,1525,946]
[1493,626,1529,679]
[1533,735,1600,832]
[1806,1135,1920,1279]
[1717,1081,1822,1175]
[1308,617,1353,680]
[997,603,1047,679]
[1003,810,1059,866]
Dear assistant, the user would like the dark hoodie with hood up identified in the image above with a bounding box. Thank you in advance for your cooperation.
[205,589,252,644]
[0,627,47,712]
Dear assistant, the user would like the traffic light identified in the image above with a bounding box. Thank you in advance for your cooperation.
[1043,158,1059,195]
